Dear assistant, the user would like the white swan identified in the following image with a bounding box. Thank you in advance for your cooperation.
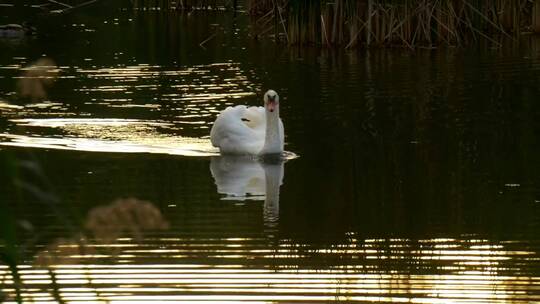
[210,90,284,155]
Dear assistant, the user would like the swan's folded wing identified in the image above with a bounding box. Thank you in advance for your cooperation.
[243,106,265,129]
[210,106,265,154]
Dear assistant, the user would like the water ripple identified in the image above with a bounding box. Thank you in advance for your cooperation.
[0,237,538,303]
[0,61,261,156]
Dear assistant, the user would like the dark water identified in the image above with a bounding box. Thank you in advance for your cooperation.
[1,3,540,303]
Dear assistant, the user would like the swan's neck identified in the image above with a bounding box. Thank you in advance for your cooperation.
[260,108,282,155]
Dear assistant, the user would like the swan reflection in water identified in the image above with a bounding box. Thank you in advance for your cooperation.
[210,156,284,223]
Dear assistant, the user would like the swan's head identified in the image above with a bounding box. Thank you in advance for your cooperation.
[264,90,279,113]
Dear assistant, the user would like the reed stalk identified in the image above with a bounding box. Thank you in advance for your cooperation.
[534,1,540,33]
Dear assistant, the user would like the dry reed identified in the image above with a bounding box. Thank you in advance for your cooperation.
[248,0,536,48]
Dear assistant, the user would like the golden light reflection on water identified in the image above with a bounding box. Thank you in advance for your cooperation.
[1,236,538,303]
[0,133,217,156]
[2,115,217,157]
[1,62,259,156]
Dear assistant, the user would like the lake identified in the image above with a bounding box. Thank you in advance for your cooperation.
[1,3,539,303]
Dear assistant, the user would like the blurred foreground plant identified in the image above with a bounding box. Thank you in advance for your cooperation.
[17,58,58,101]
[35,198,170,266]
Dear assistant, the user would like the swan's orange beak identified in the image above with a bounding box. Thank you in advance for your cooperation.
[267,101,277,112]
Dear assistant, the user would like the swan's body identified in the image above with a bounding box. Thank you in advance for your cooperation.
[210,90,284,155]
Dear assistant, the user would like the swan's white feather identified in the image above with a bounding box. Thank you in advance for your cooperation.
[210,105,284,155]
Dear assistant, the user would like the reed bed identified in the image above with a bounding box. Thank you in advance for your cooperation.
[248,0,539,48]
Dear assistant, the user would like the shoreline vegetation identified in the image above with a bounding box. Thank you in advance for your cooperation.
[131,0,540,49]
[249,0,540,49]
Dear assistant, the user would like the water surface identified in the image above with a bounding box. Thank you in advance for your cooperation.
[1,4,539,303]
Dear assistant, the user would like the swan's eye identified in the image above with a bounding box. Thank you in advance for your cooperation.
[241,118,250,122]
